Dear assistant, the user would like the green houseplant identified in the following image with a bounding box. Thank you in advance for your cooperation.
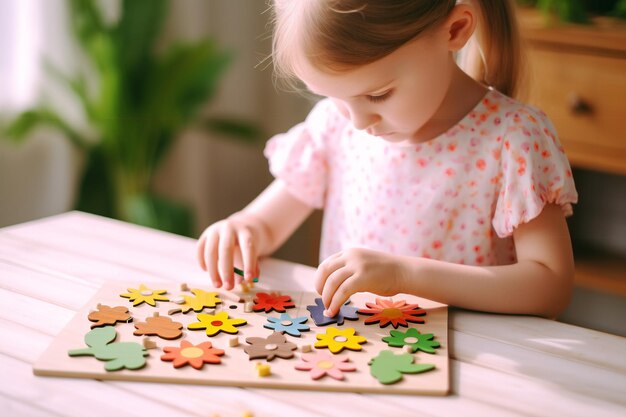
[2,0,259,236]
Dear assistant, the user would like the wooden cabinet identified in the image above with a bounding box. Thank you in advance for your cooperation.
[519,8,626,296]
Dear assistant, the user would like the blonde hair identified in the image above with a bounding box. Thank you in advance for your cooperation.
[271,0,524,98]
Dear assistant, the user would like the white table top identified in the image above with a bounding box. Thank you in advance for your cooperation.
[1,211,625,417]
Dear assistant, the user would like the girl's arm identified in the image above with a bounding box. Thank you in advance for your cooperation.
[317,204,575,319]
[197,179,313,289]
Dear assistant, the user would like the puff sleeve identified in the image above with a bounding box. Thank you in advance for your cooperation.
[263,99,339,209]
[492,107,578,237]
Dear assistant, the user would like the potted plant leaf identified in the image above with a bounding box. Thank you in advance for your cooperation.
[1,0,260,236]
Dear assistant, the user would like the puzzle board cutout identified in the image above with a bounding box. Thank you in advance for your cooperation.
[34,281,449,395]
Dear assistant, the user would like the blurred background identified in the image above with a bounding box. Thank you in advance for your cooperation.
[0,0,322,266]
[0,0,624,336]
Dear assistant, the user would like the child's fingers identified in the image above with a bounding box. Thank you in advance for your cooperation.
[205,229,221,288]
[237,228,257,283]
[321,266,352,310]
[196,234,207,271]
[314,252,342,295]
[324,277,356,317]
[217,223,237,290]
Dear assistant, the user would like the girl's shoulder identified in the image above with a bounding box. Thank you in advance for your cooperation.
[484,89,555,131]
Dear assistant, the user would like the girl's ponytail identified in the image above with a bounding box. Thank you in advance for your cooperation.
[460,0,524,98]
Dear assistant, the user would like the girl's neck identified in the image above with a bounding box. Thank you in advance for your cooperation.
[411,65,488,144]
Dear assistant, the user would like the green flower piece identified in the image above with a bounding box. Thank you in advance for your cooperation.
[369,350,435,385]
[382,328,441,354]
[68,326,148,371]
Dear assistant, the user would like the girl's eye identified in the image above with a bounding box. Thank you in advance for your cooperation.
[366,90,393,103]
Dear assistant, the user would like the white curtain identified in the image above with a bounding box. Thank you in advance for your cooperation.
[0,0,80,228]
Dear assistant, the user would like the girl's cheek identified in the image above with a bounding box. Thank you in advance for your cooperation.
[331,99,350,119]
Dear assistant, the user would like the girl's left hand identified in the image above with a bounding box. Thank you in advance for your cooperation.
[314,248,408,317]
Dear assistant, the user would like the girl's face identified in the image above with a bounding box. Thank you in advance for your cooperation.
[295,26,456,144]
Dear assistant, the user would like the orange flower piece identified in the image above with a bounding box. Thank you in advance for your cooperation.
[161,340,224,370]
[358,298,426,328]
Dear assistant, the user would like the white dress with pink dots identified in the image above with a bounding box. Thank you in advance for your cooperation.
[264,89,578,265]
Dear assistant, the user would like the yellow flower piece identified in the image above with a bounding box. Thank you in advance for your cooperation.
[180,289,222,313]
[188,311,247,336]
[120,284,169,307]
[315,327,367,354]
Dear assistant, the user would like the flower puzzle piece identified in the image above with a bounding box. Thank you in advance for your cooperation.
[263,313,310,337]
[161,340,224,370]
[252,292,295,313]
[244,332,297,361]
[187,311,247,336]
[358,298,426,328]
[306,298,359,326]
[295,351,357,381]
[133,316,183,340]
[88,304,131,328]
[314,327,367,354]
[368,350,435,385]
[68,326,148,372]
[120,284,169,307]
[178,289,222,313]
[382,328,441,354]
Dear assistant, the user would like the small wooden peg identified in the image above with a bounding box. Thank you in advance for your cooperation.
[402,345,414,354]
[241,411,254,417]
[152,312,160,318]
[229,336,240,347]
[171,296,185,304]
[180,283,190,292]
[240,282,250,293]
[255,362,271,377]
[143,337,157,350]
[244,301,254,313]
[301,344,312,353]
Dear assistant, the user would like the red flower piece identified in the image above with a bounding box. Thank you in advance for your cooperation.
[358,298,426,328]
[253,292,295,313]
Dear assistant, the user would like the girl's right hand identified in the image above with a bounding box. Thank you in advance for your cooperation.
[196,214,261,290]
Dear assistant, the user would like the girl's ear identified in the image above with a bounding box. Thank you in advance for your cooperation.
[444,3,477,52]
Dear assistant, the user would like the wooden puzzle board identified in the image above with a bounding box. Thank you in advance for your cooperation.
[34,281,449,395]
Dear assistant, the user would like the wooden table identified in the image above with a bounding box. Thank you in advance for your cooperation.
[1,211,625,417]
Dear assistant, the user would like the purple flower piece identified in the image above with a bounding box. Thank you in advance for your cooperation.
[306,298,359,326]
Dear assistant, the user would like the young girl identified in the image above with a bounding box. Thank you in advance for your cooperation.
[197,0,578,319]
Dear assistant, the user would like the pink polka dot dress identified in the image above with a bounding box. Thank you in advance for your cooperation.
[264,89,578,265]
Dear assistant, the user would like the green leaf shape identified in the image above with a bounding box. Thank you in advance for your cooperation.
[68,326,148,371]
[382,328,441,354]
[369,350,435,385]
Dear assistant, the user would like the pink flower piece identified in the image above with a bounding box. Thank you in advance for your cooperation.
[295,351,356,381]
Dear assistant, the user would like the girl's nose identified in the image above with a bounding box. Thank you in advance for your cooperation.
[334,100,380,131]
[348,106,380,131]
